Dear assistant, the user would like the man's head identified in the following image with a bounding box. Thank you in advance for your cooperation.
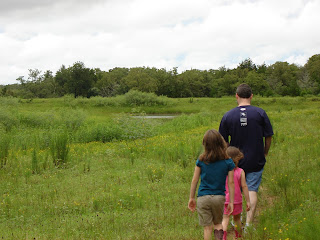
[236,83,252,99]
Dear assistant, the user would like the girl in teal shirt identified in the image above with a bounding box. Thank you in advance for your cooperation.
[188,129,235,240]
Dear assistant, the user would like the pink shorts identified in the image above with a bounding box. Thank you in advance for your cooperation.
[224,203,242,216]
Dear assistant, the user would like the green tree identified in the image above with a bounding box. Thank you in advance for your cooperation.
[15,69,45,98]
[124,67,158,93]
[297,66,318,95]
[266,62,301,96]
[96,67,129,96]
[305,54,320,94]
[257,63,267,74]
[174,69,211,97]
[211,72,239,97]
[165,67,180,97]
[243,71,271,96]
[153,68,174,96]
[55,65,71,96]
[238,58,257,71]
[67,62,97,97]
[40,70,59,97]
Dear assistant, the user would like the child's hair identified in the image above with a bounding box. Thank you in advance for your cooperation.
[226,146,244,167]
[199,129,228,163]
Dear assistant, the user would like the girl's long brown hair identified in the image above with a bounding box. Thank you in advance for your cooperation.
[199,129,228,163]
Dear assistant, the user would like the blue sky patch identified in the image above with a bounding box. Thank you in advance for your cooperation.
[182,17,203,26]
[176,53,187,63]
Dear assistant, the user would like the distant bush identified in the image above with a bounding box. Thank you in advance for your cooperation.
[0,107,19,132]
[89,96,125,107]
[74,122,123,143]
[123,90,173,106]
[17,108,86,131]
[61,90,174,107]
[19,111,57,128]
[58,108,87,131]
[0,96,19,106]
[116,112,154,141]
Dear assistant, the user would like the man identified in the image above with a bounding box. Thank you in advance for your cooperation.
[219,83,273,226]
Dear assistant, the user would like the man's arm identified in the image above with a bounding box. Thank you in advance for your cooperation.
[264,136,272,157]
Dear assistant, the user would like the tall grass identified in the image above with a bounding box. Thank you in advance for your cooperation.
[0,107,19,132]
[50,130,70,167]
[0,133,10,168]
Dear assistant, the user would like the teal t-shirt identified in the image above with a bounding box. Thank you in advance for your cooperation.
[196,158,235,197]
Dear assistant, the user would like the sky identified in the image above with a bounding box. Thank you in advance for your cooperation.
[0,0,320,85]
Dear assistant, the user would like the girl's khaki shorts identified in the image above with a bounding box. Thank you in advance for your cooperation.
[197,195,225,226]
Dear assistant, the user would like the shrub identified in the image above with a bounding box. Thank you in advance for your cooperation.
[78,123,124,143]
[123,90,173,106]
[0,96,19,106]
[116,112,154,141]
[59,108,87,131]
[19,111,57,128]
[0,107,19,132]
[89,96,125,107]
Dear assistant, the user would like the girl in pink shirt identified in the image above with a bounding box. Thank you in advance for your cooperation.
[222,147,251,240]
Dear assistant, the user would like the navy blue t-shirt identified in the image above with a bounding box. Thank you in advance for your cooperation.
[219,105,273,173]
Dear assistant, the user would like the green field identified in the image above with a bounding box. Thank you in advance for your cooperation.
[0,95,319,239]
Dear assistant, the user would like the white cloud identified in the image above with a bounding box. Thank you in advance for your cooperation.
[0,0,320,84]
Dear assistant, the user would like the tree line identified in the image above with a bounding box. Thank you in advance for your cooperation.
[1,54,320,98]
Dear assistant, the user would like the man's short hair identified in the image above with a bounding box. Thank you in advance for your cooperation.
[236,84,252,98]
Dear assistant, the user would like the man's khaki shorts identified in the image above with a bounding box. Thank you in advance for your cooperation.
[197,195,225,226]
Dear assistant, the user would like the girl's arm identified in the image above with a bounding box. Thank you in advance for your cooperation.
[240,170,251,211]
[227,170,235,215]
[188,166,200,212]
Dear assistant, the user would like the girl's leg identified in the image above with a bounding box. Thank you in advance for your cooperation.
[203,225,213,240]
[222,214,230,231]
[233,214,242,236]
[222,214,229,240]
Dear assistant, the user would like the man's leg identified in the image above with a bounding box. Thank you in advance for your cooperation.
[245,168,263,225]
[246,191,258,225]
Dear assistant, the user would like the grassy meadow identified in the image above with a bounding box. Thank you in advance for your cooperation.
[0,93,319,239]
